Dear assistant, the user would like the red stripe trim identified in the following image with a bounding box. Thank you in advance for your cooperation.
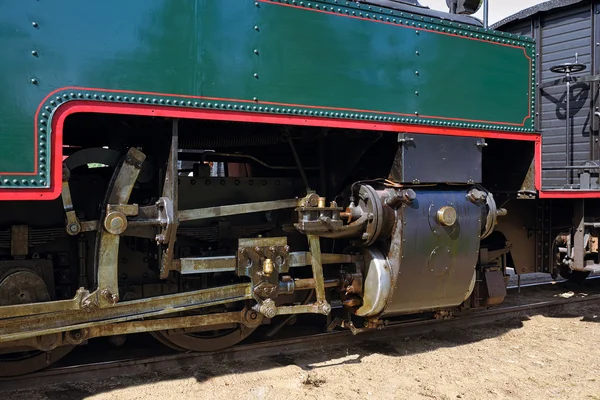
[1,82,534,176]
[0,101,538,201]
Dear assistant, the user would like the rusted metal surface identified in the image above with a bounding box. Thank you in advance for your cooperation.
[248,234,334,318]
[0,271,50,306]
[178,253,360,275]
[0,288,88,319]
[292,278,340,291]
[479,268,507,306]
[307,235,326,304]
[294,202,344,233]
[159,120,180,279]
[108,148,146,204]
[10,225,28,257]
[2,288,598,386]
[178,198,301,222]
[0,283,252,342]
[179,256,237,274]
[92,147,146,307]
[237,237,289,301]
[85,310,262,339]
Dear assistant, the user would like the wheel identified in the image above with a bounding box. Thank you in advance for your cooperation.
[558,266,590,284]
[0,346,74,377]
[151,324,257,352]
[550,63,587,75]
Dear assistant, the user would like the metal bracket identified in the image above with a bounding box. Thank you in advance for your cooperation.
[158,120,180,279]
[326,317,383,335]
[61,165,83,235]
[237,237,290,300]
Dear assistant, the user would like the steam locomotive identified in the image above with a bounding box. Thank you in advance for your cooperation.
[0,0,591,376]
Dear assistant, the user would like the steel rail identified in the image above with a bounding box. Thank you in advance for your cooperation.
[1,289,598,391]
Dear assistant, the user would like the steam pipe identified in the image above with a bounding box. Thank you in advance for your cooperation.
[483,0,489,29]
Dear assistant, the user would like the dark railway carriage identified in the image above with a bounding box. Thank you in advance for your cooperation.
[0,0,573,376]
[493,0,600,281]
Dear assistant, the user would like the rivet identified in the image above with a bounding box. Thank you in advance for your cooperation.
[253,97,258,102]
[254,49,259,55]
[32,22,39,28]
[31,50,38,57]
[254,25,259,31]
[30,78,38,85]
[254,73,259,79]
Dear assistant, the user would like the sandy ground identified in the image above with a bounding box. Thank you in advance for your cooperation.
[2,301,599,400]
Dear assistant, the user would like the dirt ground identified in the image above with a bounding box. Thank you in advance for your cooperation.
[2,301,599,400]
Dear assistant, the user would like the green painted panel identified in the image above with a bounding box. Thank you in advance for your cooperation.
[0,0,535,191]
[257,1,531,125]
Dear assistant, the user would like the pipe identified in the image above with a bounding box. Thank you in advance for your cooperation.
[483,0,489,29]
[567,78,571,184]
[287,137,311,191]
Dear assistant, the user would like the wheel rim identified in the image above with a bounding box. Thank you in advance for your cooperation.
[559,266,591,283]
[0,346,74,377]
[151,324,256,352]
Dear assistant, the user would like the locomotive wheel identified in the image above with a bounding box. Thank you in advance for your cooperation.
[558,266,591,284]
[151,324,257,352]
[0,346,74,377]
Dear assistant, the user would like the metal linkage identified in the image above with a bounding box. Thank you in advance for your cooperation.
[177,198,301,222]
[158,120,180,279]
[60,166,99,235]
[252,234,332,319]
[87,147,146,308]
[0,283,253,343]
[173,252,359,275]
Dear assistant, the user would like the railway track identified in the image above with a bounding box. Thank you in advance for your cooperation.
[1,279,599,392]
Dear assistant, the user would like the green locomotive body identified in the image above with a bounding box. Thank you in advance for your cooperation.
[0,0,534,197]
[0,0,547,377]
